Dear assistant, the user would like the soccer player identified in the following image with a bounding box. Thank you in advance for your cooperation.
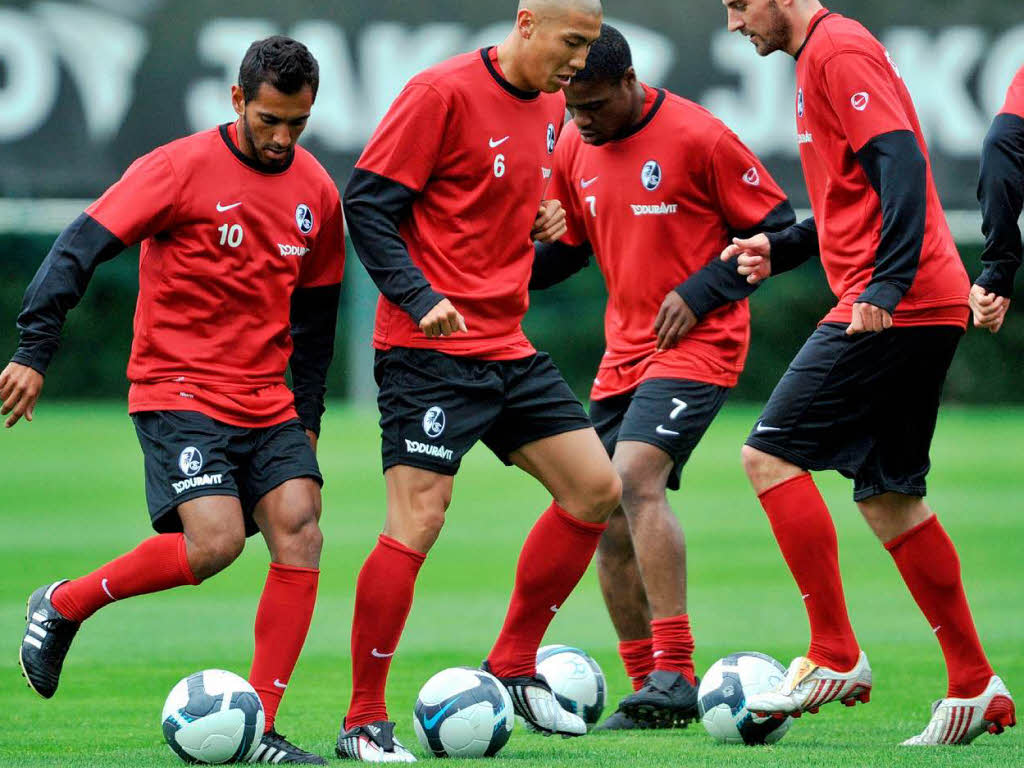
[720,0,1016,745]
[2,37,343,764]
[971,65,1023,333]
[338,0,618,761]
[530,24,795,729]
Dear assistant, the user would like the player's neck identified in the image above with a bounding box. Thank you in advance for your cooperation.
[786,1,826,57]
[495,36,538,94]
[231,118,258,163]
[627,81,647,130]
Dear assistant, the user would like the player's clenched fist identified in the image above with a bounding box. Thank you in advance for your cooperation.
[720,233,772,284]
[531,199,568,244]
[420,298,468,339]
[846,302,893,335]
[969,284,1010,334]
[0,362,43,428]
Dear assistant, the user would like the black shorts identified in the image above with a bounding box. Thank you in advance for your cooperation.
[375,347,593,475]
[590,378,730,491]
[132,410,323,536]
[746,323,962,501]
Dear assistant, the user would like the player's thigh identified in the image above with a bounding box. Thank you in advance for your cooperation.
[383,464,456,553]
[132,410,243,535]
[243,419,322,531]
[744,323,895,478]
[375,347,504,477]
[853,326,963,502]
[615,378,730,494]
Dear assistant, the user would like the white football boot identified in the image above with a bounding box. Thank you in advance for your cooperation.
[901,675,1016,746]
[482,662,587,736]
[336,720,416,763]
[745,651,872,719]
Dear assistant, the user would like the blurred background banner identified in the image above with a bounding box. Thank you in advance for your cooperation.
[0,0,1021,403]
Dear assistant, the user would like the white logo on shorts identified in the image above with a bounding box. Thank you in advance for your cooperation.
[423,406,446,438]
[178,447,203,477]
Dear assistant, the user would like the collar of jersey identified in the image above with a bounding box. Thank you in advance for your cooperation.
[480,47,541,101]
[793,9,833,61]
[609,87,667,143]
[218,123,294,175]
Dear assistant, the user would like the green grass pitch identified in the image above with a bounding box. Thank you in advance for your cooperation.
[0,402,1020,767]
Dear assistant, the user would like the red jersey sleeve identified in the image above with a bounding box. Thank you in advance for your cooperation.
[85,148,178,244]
[547,136,587,247]
[708,129,789,232]
[1000,65,1024,119]
[354,82,449,191]
[821,52,912,153]
[300,195,345,288]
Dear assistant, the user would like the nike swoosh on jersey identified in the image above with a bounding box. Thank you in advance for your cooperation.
[756,422,783,433]
[371,648,396,658]
[656,425,680,436]
[489,136,510,148]
[580,177,599,188]
[216,202,242,212]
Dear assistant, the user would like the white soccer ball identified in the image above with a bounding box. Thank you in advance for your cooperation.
[697,652,793,745]
[413,667,514,758]
[161,669,265,764]
[535,644,605,729]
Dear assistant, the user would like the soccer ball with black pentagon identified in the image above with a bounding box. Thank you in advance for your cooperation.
[413,667,514,758]
[535,644,605,729]
[161,669,265,763]
[698,652,793,745]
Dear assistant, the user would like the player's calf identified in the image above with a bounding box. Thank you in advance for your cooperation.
[19,581,80,699]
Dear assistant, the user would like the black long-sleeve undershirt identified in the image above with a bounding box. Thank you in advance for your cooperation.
[676,199,796,318]
[976,112,1024,298]
[289,283,341,437]
[343,168,444,323]
[12,213,126,375]
[852,129,927,313]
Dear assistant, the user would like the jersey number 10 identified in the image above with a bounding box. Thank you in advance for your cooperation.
[218,223,244,248]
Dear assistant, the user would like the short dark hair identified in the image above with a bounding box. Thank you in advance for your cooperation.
[573,24,632,84]
[238,36,319,102]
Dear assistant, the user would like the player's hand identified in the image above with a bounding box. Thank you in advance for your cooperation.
[420,298,468,339]
[720,233,772,284]
[305,429,318,453]
[969,284,1010,334]
[846,302,893,335]
[654,292,698,350]
[0,362,44,428]
[531,199,567,244]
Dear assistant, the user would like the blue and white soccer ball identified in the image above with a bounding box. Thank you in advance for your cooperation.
[535,644,606,729]
[413,667,514,758]
[161,669,265,764]
[697,652,793,745]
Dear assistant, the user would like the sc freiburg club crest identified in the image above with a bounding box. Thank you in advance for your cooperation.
[295,203,314,234]
[423,406,446,439]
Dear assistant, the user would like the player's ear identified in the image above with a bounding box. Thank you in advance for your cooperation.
[516,9,536,39]
[230,85,245,117]
[622,67,638,88]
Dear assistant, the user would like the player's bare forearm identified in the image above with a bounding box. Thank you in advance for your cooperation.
[0,362,44,428]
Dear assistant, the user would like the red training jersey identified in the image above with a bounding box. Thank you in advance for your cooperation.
[87,123,344,427]
[355,48,567,359]
[794,9,968,327]
[1000,65,1024,119]
[549,85,790,399]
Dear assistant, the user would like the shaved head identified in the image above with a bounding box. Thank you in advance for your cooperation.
[519,0,603,16]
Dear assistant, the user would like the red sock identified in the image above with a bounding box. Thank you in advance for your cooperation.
[886,515,993,698]
[248,563,319,733]
[652,614,696,685]
[618,638,654,691]
[487,503,607,677]
[51,534,200,622]
[758,474,860,671]
[346,535,425,727]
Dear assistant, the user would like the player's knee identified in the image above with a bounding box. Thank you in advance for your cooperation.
[188,530,246,579]
[587,469,623,521]
[597,509,634,562]
[741,444,777,485]
[618,467,666,513]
